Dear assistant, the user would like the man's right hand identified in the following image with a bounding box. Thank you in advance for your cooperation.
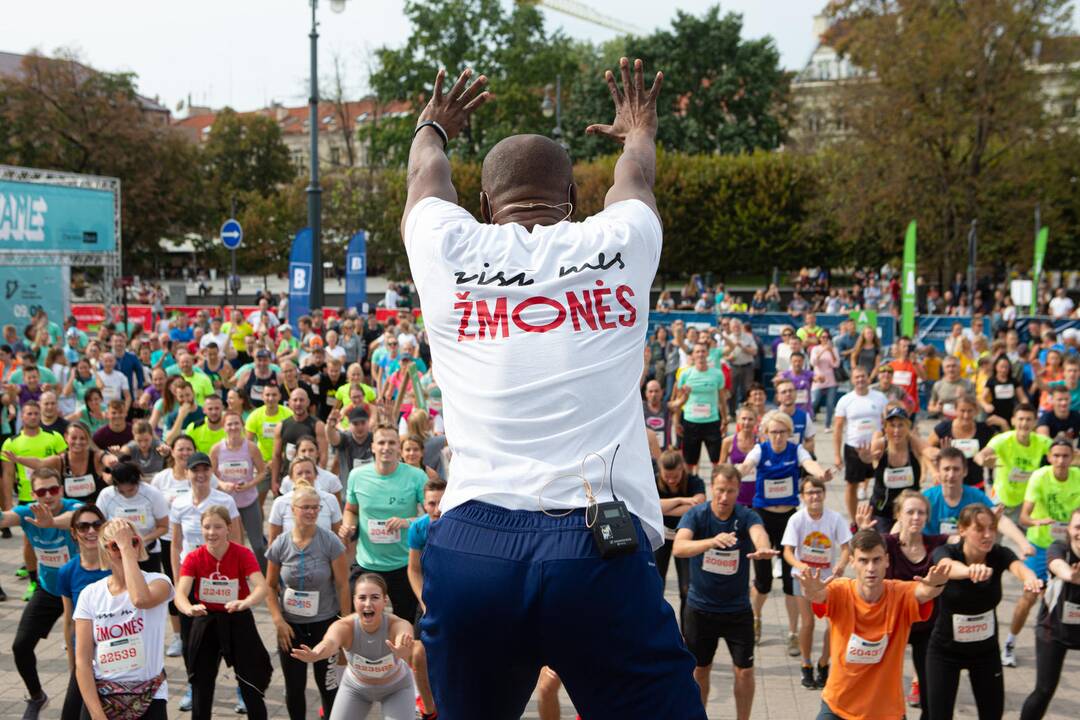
[586,57,662,144]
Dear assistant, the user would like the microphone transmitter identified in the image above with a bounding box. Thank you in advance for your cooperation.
[591,500,639,559]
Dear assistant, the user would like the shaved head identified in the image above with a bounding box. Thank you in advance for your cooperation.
[480,134,574,225]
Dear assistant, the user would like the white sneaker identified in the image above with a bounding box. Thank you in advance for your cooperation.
[166,634,183,657]
[772,556,782,579]
[1001,641,1017,668]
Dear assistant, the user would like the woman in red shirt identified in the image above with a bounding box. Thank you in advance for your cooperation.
[175,506,272,720]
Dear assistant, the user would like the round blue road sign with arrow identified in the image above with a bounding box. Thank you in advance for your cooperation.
[221,219,243,250]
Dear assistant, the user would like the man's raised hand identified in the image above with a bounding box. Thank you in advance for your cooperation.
[586,57,663,145]
[417,68,492,143]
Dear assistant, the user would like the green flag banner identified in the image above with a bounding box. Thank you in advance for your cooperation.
[1031,226,1048,315]
[901,220,917,337]
[850,309,877,330]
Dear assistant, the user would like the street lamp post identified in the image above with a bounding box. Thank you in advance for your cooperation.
[306,0,347,311]
[541,75,567,150]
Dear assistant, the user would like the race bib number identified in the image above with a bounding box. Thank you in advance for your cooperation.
[942,402,957,418]
[795,389,809,405]
[688,403,712,420]
[952,610,995,643]
[1051,522,1069,543]
[199,577,239,604]
[352,457,374,469]
[951,438,979,459]
[249,385,264,402]
[65,474,96,498]
[664,526,677,542]
[939,519,958,535]
[883,466,914,490]
[350,653,396,680]
[261,422,278,440]
[853,417,877,436]
[1007,468,1031,484]
[800,542,831,567]
[367,519,400,544]
[893,370,913,387]
[220,460,249,482]
[96,634,144,674]
[993,384,1015,400]
[763,477,794,500]
[118,506,149,531]
[285,442,297,461]
[283,588,319,618]
[702,549,739,575]
[654,430,666,448]
[34,544,70,568]
[845,632,888,664]
[102,385,121,402]
[1062,600,1080,625]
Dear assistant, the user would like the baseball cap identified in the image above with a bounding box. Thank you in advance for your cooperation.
[255,349,272,359]
[884,406,910,422]
[186,452,212,469]
[348,406,370,423]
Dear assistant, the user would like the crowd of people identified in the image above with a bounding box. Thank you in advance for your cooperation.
[0,281,1074,719]
[645,296,1080,719]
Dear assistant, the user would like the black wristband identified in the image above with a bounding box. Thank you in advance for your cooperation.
[414,120,448,149]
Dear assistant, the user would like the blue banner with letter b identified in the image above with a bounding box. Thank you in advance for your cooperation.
[288,228,312,328]
[345,231,367,313]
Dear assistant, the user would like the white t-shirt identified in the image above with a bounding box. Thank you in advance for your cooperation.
[780,507,852,575]
[151,469,219,542]
[73,572,174,699]
[281,468,342,496]
[325,345,347,362]
[405,197,664,547]
[1049,296,1075,319]
[835,389,889,447]
[199,332,228,350]
[168,489,239,562]
[96,484,170,554]
[268,488,342,534]
[98,370,129,403]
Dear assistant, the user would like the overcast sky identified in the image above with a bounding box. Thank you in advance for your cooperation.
[6,0,824,113]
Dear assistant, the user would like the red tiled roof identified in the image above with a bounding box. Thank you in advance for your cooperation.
[171,98,414,140]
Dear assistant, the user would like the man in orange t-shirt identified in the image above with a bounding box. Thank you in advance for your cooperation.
[799,529,948,720]
[885,336,923,413]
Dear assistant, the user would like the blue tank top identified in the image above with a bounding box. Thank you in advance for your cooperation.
[753,441,800,508]
[790,409,810,446]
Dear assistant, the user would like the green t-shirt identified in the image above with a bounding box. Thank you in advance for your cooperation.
[334,383,377,408]
[276,337,300,357]
[10,365,58,386]
[167,369,215,404]
[184,421,226,454]
[244,405,294,462]
[677,366,726,424]
[1,430,68,502]
[988,431,1053,508]
[345,462,426,571]
[1024,466,1080,549]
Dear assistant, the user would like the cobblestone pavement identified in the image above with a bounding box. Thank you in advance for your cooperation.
[0,426,1077,718]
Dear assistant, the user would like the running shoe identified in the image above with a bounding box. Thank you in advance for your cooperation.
[753,616,762,645]
[22,580,36,602]
[2,526,12,538]
[772,556,782,579]
[800,665,816,689]
[787,632,800,657]
[165,634,183,657]
[815,663,829,689]
[179,685,193,712]
[906,679,920,708]
[21,693,48,720]
[15,565,28,578]
[1001,641,1017,668]
[0,582,7,601]
[235,687,247,714]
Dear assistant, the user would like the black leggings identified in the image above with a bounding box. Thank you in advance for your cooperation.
[189,612,271,720]
[279,617,338,720]
[80,698,167,720]
[908,626,931,720]
[159,540,179,616]
[61,670,84,720]
[654,538,690,623]
[351,564,418,624]
[12,586,63,697]
[1020,634,1074,720]
[752,508,795,596]
[925,642,1004,720]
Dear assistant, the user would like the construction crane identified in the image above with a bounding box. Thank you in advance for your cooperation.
[516,0,642,35]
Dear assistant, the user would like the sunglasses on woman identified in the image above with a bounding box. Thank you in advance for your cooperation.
[74,520,104,532]
[33,486,62,498]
